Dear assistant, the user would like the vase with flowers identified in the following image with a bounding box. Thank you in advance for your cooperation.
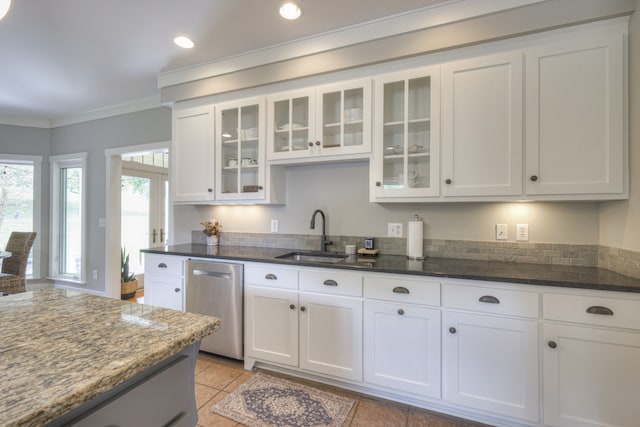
[201,219,222,246]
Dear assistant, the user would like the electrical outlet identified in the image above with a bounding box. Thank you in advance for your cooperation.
[516,224,529,241]
[270,219,279,233]
[496,224,508,240]
[92,269,98,280]
[388,223,403,237]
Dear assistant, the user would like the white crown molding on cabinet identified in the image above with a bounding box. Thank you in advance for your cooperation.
[0,116,51,129]
[157,0,546,90]
[160,0,635,104]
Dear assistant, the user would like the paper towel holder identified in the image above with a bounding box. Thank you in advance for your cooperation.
[406,214,425,261]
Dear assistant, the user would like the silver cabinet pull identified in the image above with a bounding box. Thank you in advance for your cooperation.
[586,306,614,316]
[265,273,277,280]
[392,286,410,294]
[479,295,500,304]
[152,228,157,243]
[158,262,167,268]
[323,279,338,286]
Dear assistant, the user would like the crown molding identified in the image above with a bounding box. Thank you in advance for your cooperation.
[157,0,545,89]
[0,116,51,128]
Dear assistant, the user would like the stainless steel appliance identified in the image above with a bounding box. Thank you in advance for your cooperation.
[185,260,243,359]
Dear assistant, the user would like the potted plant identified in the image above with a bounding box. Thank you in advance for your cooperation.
[121,247,138,300]
[201,219,222,246]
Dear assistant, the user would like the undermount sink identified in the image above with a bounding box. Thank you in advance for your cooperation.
[276,251,347,264]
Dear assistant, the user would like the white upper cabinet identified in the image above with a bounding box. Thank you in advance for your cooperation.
[267,79,372,162]
[215,97,267,202]
[371,66,441,201]
[171,105,215,203]
[442,52,523,197]
[525,29,626,197]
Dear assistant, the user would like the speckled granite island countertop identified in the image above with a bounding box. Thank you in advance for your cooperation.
[143,244,640,293]
[0,288,220,427]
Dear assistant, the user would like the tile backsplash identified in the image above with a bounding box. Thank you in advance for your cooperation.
[191,231,640,279]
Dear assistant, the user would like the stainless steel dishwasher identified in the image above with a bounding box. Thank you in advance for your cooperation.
[185,260,243,360]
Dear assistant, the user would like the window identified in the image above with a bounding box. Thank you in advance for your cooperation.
[50,153,86,283]
[0,154,42,278]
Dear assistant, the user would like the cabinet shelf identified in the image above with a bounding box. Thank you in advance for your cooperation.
[384,118,431,127]
[383,152,430,160]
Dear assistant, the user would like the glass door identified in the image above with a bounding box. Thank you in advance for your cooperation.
[374,67,440,198]
[217,98,265,200]
[269,90,314,159]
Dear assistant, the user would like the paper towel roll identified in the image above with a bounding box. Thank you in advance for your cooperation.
[406,219,424,260]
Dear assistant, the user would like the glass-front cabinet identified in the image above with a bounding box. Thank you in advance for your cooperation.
[215,97,266,201]
[371,67,440,200]
[267,79,371,161]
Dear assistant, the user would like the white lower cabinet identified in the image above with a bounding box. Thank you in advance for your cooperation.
[543,292,640,427]
[299,291,363,381]
[363,274,442,399]
[144,254,187,311]
[244,264,363,382]
[443,282,540,423]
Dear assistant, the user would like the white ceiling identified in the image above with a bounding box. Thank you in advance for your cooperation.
[0,0,454,123]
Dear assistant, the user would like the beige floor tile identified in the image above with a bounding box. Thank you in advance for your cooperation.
[407,407,490,427]
[223,371,254,393]
[350,397,409,427]
[195,383,220,409]
[196,362,245,390]
[196,391,235,427]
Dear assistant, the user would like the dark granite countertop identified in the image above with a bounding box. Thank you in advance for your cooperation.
[142,244,640,293]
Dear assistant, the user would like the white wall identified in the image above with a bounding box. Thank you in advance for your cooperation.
[599,0,640,251]
[174,161,600,245]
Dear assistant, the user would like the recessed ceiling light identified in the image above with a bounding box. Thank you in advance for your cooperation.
[0,0,11,21]
[279,2,301,20]
[174,36,195,49]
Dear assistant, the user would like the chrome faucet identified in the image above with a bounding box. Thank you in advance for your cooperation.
[310,209,332,252]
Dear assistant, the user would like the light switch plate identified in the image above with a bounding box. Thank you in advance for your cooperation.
[496,224,508,240]
[516,224,529,241]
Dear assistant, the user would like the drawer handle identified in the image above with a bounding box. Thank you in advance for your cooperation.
[158,263,167,268]
[397,308,405,315]
[392,286,410,294]
[174,288,180,293]
[323,279,338,287]
[479,295,500,304]
[265,274,278,280]
[586,305,614,316]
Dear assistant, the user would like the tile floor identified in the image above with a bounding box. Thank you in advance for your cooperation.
[194,352,491,427]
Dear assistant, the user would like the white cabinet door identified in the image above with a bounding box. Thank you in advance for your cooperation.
[444,311,539,422]
[543,323,640,427]
[267,79,371,162]
[144,273,184,311]
[215,97,266,202]
[441,52,523,197]
[267,89,316,160]
[525,32,625,196]
[172,105,215,203]
[299,292,363,381]
[371,66,441,200]
[244,284,298,367]
[364,300,441,399]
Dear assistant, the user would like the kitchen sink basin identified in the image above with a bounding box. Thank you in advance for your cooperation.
[276,251,347,264]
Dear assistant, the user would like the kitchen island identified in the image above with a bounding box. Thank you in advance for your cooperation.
[0,288,220,427]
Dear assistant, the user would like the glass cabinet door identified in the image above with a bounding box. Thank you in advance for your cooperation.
[317,79,371,155]
[269,90,314,159]
[217,98,265,200]
[374,67,440,198]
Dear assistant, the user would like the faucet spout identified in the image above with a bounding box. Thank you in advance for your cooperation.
[310,209,331,252]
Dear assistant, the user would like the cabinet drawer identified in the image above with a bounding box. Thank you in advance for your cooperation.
[300,269,362,297]
[245,265,298,289]
[144,254,187,276]
[443,283,539,318]
[543,293,640,330]
[364,275,440,306]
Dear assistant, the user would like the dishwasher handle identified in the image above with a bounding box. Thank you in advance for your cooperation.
[191,269,233,280]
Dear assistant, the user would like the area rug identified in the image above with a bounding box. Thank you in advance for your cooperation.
[210,372,355,427]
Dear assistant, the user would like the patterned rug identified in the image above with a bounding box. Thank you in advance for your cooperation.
[210,372,355,427]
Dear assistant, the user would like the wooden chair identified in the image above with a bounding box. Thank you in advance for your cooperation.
[0,232,37,294]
